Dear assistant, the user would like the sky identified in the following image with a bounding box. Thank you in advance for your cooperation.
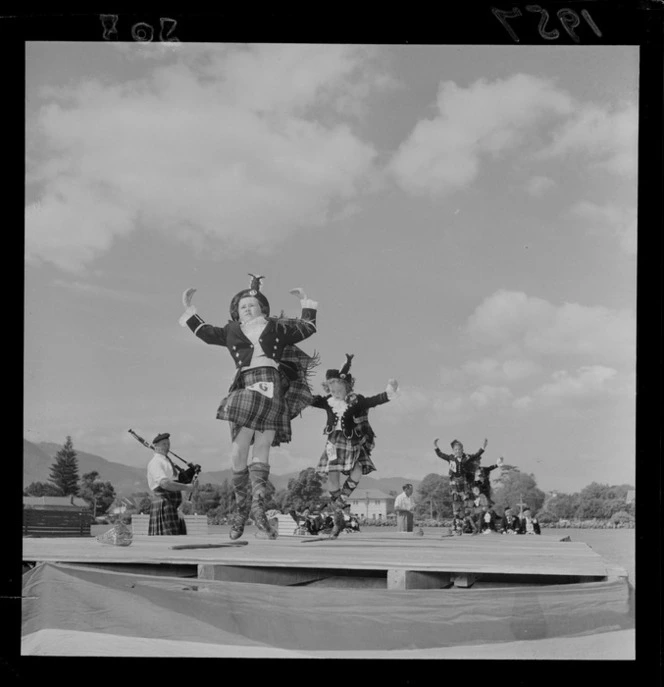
[24,42,638,494]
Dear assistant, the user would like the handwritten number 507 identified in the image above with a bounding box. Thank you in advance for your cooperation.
[492,6,602,43]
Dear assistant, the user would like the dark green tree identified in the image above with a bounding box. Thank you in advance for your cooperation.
[194,483,222,514]
[24,481,64,497]
[286,467,324,511]
[48,436,80,496]
[217,479,234,517]
[416,473,452,520]
[546,493,581,520]
[79,471,116,517]
[491,464,545,514]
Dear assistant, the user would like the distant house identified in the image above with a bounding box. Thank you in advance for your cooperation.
[346,489,395,521]
[23,496,91,511]
[625,490,635,505]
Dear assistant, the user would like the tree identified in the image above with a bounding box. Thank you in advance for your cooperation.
[79,471,116,517]
[24,481,64,497]
[415,473,452,520]
[48,436,80,496]
[285,468,324,511]
[546,493,581,520]
[193,483,222,514]
[492,465,545,514]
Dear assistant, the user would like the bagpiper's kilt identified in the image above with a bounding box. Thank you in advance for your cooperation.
[148,489,187,536]
[217,367,294,446]
[316,430,377,476]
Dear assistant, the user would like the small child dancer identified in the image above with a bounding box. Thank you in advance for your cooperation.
[310,354,398,537]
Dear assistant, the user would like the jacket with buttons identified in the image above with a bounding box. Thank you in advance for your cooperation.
[185,304,317,379]
[310,391,391,442]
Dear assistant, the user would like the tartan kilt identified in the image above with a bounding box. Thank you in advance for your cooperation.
[316,430,377,476]
[148,490,187,535]
[217,367,293,446]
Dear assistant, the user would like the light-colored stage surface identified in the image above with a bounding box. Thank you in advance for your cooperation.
[23,531,626,585]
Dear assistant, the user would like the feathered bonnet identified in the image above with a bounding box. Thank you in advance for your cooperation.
[229,273,270,321]
[325,353,355,389]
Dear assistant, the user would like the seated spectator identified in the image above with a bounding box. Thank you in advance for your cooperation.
[500,507,520,534]
[478,503,499,533]
[517,507,541,535]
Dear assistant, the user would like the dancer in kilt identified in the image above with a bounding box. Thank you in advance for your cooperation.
[179,275,319,540]
[433,437,488,516]
[310,354,398,537]
[147,433,196,535]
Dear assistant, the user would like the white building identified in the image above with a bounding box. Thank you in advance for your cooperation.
[347,489,395,522]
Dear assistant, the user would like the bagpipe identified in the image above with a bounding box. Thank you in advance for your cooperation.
[128,429,202,485]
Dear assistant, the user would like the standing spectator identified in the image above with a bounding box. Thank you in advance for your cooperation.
[146,433,196,536]
[394,483,416,532]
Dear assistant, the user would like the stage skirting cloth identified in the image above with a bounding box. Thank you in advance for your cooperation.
[21,562,634,659]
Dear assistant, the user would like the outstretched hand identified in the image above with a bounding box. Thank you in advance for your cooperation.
[182,288,197,309]
[289,287,308,300]
[387,378,399,392]
[497,456,504,466]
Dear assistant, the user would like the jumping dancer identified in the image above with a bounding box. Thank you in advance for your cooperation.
[433,437,488,516]
[179,275,319,540]
[310,354,398,537]
[469,455,504,505]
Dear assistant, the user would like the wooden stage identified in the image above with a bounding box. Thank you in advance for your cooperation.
[23,530,629,590]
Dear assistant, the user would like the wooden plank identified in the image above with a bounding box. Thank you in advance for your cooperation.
[22,533,611,579]
[387,570,452,590]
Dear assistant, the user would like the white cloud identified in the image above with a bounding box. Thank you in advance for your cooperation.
[524,175,555,197]
[539,102,637,177]
[569,201,637,255]
[465,290,635,366]
[469,385,513,408]
[462,357,540,383]
[388,73,573,196]
[26,44,386,273]
[535,365,618,401]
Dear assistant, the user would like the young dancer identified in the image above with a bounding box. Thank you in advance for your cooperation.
[433,437,488,516]
[310,354,398,537]
[179,274,319,540]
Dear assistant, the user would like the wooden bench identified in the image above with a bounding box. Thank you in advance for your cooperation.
[23,509,92,538]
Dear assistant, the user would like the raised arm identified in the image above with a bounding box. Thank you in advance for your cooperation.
[283,287,318,344]
[178,288,228,346]
[358,379,399,410]
[433,438,451,463]
[309,395,329,410]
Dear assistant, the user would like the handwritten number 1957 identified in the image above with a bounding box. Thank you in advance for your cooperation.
[492,6,602,43]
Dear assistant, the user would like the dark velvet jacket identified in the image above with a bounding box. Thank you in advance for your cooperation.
[310,392,391,440]
[434,447,485,479]
[185,306,317,382]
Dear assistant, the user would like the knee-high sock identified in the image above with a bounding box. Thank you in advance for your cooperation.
[336,478,359,506]
[249,462,271,508]
[231,468,251,515]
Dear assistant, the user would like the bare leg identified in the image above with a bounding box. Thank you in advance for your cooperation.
[249,429,275,465]
[230,427,254,472]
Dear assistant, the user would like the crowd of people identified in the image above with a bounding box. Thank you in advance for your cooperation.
[143,272,538,539]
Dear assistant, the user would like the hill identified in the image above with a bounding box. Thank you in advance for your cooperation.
[23,439,421,497]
